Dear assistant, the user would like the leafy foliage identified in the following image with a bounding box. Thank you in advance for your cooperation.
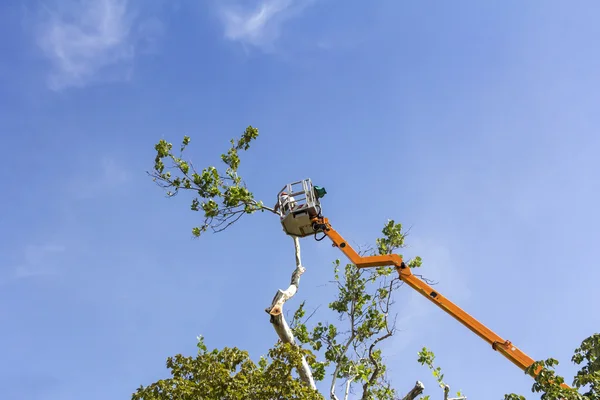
[504,333,600,400]
[572,334,600,398]
[133,336,324,400]
[416,347,464,400]
[149,126,269,237]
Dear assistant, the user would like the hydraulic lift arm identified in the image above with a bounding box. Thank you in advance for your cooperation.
[311,216,567,387]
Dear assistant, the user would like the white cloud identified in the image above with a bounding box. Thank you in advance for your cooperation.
[217,0,313,51]
[35,0,162,90]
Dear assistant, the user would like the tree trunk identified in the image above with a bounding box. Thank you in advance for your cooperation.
[265,236,316,390]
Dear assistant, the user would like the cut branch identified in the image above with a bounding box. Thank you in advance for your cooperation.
[444,385,467,400]
[265,236,316,390]
[401,381,425,400]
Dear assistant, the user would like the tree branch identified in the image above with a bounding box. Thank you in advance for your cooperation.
[265,236,316,390]
[344,376,355,400]
[330,286,358,400]
[401,381,425,400]
[330,333,355,400]
[361,279,397,399]
[444,385,467,400]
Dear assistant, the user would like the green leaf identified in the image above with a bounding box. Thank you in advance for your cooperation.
[148,126,263,237]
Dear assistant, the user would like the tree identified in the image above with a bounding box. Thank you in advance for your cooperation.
[132,339,323,400]
[503,333,600,400]
[141,126,598,399]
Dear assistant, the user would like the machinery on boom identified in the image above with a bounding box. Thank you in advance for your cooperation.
[274,178,567,388]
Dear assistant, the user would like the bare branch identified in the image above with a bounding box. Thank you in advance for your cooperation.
[362,331,393,399]
[330,328,356,399]
[344,376,355,400]
[289,304,321,331]
[413,273,438,285]
[211,209,245,233]
[401,381,425,400]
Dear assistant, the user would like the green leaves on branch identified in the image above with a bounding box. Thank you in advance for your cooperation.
[505,333,600,400]
[572,333,600,398]
[149,126,266,237]
[132,335,324,400]
[132,337,323,400]
[407,255,423,269]
[417,347,464,399]
[376,220,406,256]
[375,220,423,270]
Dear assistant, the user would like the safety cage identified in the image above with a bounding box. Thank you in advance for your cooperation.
[276,178,326,237]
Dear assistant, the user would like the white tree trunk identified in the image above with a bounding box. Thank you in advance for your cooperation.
[402,381,425,400]
[265,236,316,390]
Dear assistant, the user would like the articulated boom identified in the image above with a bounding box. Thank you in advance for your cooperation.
[311,216,537,373]
[276,178,568,389]
[312,216,574,391]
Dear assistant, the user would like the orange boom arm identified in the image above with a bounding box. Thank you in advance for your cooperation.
[311,216,567,386]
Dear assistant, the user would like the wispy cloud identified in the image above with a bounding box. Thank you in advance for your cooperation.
[217,0,313,51]
[35,0,162,90]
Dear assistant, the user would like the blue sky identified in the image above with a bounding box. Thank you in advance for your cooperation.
[1,0,599,399]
